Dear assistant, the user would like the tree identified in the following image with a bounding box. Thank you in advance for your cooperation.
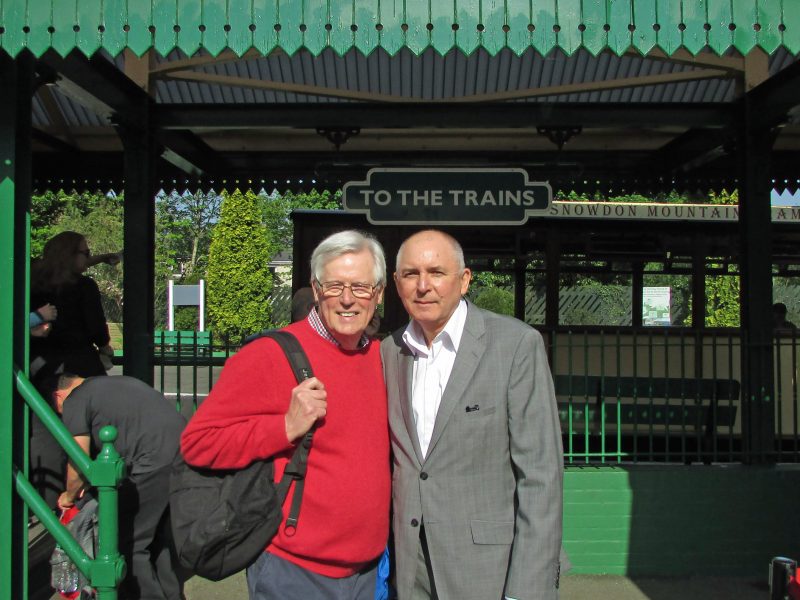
[154,189,221,328]
[30,190,70,258]
[155,189,221,280]
[703,272,741,327]
[30,189,116,258]
[259,188,343,255]
[206,189,273,342]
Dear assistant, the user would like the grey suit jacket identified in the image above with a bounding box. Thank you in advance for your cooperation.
[381,303,564,600]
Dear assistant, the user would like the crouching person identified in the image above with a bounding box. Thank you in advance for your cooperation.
[53,374,187,600]
[180,230,390,600]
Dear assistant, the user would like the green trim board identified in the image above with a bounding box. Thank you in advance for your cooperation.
[0,0,798,59]
[564,465,800,576]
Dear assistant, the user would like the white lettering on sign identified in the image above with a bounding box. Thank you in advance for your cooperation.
[374,190,392,206]
[359,190,375,205]
[357,188,544,210]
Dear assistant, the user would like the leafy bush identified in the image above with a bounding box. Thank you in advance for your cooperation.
[474,287,515,316]
[173,306,200,331]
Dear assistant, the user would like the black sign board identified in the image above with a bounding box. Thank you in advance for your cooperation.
[342,168,552,225]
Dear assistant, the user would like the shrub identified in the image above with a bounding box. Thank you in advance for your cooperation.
[474,287,515,316]
[206,189,273,342]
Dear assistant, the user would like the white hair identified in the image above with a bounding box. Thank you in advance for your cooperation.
[310,230,387,286]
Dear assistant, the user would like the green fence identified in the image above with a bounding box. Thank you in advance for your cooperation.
[147,327,800,465]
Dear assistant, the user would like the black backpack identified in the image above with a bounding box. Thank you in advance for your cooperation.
[169,330,315,581]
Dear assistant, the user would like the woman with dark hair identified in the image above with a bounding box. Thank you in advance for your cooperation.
[31,231,119,377]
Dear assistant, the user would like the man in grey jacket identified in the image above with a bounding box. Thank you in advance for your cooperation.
[381,230,564,600]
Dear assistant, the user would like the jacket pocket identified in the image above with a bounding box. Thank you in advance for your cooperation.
[470,520,514,545]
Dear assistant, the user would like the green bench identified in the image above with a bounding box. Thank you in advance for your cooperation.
[554,375,740,435]
[153,330,212,356]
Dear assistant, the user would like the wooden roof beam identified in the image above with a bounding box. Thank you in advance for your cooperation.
[155,102,734,130]
[161,67,733,104]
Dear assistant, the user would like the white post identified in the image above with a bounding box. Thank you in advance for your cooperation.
[199,279,206,332]
[167,279,174,331]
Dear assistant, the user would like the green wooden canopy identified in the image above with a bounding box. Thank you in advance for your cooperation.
[0,0,797,59]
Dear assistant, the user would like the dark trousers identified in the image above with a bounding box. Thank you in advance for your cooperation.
[118,465,185,600]
[247,551,379,600]
[30,412,66,510]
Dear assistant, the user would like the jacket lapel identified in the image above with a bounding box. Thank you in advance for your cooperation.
[424,303,486,461]
[397,343,425,465]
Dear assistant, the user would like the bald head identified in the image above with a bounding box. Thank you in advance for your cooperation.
[396,230,465,273]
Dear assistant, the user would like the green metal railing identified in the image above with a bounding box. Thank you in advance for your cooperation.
[146,327,800,465]
[14,368,126,600]
[549,328,745,464]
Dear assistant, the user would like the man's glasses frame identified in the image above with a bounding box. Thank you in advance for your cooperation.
[315,279,379,299]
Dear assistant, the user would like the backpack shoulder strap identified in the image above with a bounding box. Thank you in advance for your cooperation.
[243,329,313,383]
[245,329,315,535]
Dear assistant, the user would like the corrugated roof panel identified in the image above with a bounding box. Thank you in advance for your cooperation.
[33,45,798,131]
[31,96,49,126]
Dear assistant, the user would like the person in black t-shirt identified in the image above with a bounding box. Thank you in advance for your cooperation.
[52,374,187,600]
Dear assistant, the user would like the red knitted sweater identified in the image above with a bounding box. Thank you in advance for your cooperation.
[180,319,390,577]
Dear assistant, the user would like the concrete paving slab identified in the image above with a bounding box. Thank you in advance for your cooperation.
[560,574,767,600]
[30,523,770,600]
[181,571,769,600]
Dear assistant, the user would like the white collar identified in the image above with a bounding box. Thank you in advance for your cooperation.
[402,299,468,357]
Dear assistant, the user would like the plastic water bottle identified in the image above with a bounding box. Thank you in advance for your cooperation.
[50,545,79,593]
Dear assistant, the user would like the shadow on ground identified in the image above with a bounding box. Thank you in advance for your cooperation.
[562,575,767,600]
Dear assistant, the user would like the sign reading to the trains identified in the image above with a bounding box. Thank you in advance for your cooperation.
[342,168,552,225]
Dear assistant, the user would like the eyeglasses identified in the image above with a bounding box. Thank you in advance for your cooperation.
[315,279,378,299]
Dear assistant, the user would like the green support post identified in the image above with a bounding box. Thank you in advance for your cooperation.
[91,426,127,599]
[0,56,21,600]
[738,96,777,463]
[119,118,157,386]
[0,50,34,600]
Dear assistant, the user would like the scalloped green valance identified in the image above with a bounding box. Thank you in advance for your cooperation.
[0,0,797,59]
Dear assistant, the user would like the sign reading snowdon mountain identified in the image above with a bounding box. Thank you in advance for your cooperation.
[342,168,551,225]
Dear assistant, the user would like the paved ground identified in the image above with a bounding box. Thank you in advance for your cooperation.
[181,570,769,600]
[30,520,769,600]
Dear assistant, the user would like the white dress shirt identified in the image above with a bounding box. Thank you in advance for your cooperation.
[402,299,468,458]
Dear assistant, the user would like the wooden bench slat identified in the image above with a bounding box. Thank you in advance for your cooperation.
[153,330,212,356]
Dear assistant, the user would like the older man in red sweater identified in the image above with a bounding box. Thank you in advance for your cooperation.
[181,230,389,600]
